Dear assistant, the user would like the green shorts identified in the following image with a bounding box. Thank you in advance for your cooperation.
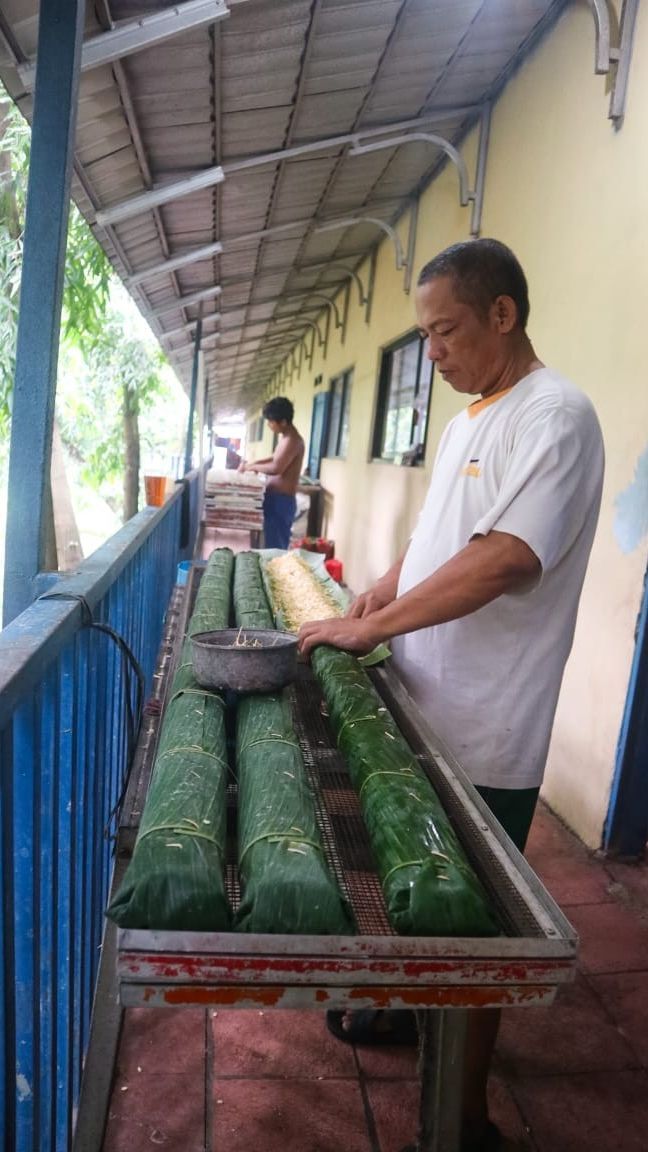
[475,785,539,853]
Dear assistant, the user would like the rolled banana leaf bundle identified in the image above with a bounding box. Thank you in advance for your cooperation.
[107,549,234,929]
[311,646,499,937]
[234,691,355,934]
[233,550,275,629]
[233,551,354,934]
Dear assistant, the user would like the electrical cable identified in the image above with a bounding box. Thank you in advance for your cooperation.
[38,590,146,837]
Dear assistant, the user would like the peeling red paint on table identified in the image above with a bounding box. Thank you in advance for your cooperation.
[121,981,559,1010]
[118,952,573,985]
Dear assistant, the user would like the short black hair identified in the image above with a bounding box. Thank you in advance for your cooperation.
[417,238,530,329]
[262,396,294,424]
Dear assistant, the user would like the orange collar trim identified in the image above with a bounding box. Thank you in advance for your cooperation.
[468,386,516,419]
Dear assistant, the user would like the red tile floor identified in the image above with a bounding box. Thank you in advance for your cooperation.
[102,530,648,1152]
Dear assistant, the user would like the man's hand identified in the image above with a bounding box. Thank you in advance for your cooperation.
[346,588,391,619]
[298,615,378,658]
[237,459,247,473]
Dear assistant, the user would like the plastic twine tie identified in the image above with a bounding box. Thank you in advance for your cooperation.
[137,822,224,851]
[238,735,298,755]
[358,768,418,803]
[239,831,323,869]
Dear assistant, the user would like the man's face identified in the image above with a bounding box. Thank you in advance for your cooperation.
[415,275,512,397]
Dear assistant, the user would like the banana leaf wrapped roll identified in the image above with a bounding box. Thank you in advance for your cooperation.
[107,549,234,929]
[233,551,275,629]
[232,550,353,933]
[187,547,235,639]
[311,647,498,938]
[234,691,355,934]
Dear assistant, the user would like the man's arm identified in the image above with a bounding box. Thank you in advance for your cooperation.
[346,556,404,618]
[245,437,300,478]
[299,530,540,656]
[239,455,273,471]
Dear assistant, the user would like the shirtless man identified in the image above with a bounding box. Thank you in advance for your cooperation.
[239,396,305,549]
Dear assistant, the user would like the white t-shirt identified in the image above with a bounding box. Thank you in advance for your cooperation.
[390,368,604,790]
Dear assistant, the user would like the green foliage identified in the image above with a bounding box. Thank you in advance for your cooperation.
[56,316,175,516]
[62,208,112,352]
[0,88,186,520]
[0,95,27,442]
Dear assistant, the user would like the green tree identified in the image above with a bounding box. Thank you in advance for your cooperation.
[1,88,185,530]
[1,91,112,455]
[57,317,170,520]
[0,95,26,445]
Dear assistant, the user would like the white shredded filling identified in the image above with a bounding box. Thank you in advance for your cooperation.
[267,553,340,629]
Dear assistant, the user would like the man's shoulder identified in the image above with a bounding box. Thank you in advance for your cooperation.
[519,366,591,406]
[512,368,601,429]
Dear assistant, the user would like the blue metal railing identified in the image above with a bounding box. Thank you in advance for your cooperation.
[0,465,205,1152]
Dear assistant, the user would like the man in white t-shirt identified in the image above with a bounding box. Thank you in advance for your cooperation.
[299,238,604,1152]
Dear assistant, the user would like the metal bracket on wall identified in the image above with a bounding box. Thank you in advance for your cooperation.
[315,216,406,273]
[365,249,377,326]
[304,261,371,321]
[587,0,639,123]
[304,330,314,370]
[340,281,351,346]
[403,198,419,295]
[347,105,493,240]
[322,306,331,360]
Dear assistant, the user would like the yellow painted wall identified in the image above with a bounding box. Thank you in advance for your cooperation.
[256,2,648,847]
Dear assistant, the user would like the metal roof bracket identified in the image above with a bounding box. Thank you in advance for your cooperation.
[350,131,474,209]
[315,217,406,273]
[320,263,368,311]
[470,103,492,238]
[307,329,316,370]
[309,293,342,331]
[340,282,351,346]
[323,307,331,360]
[403,198,419,295]
[365,250,377,327]
[587,0,639,124]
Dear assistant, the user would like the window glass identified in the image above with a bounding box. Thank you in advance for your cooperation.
[326,381,343,456]
[373,334,432,464]
[324,369,353,459]
[338,382,351,458]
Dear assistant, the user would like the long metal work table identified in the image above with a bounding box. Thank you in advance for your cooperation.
[116,569,577,1152]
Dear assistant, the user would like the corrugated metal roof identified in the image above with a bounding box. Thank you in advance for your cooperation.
[0,0,569,416]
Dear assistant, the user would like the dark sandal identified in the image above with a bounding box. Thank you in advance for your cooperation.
[326,1008,418,1046]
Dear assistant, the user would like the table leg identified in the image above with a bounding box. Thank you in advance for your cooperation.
[415,1008,467,1152]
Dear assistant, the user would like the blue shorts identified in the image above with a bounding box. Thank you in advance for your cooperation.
[263,490,296,550]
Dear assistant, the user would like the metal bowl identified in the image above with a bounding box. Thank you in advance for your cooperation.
[191,628,298,693]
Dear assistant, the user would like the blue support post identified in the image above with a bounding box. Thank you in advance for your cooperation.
[184,319,203,475]
[2,0,85,627]
[604,565,648,858]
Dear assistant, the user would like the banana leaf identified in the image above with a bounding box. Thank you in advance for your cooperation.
[259,548,390,666]
[233,551,354,934]
[107,549,234,929]
[234,691,355,934]
[311,646,499,937]
[233,550,275,629]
